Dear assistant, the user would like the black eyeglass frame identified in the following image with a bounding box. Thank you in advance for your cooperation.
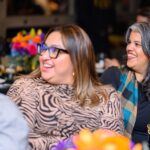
[37,43,69,59]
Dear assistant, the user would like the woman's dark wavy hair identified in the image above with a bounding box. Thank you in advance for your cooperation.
[125,22,150,100]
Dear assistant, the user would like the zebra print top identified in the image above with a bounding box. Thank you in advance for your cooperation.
[7,77,124,150]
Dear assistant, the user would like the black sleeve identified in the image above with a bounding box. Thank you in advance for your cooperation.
[100,66,121,90]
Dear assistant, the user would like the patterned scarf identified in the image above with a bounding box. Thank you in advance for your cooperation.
[118,68,138,138]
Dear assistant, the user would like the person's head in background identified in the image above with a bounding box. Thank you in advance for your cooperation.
[136,6,150,23]
[125,22,150,82]
[31,24,100,104]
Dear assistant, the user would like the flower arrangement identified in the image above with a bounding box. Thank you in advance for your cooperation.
[7,28,45,73]
[0,28,45,81]
[11,28,45,57]
[53,129,145,150]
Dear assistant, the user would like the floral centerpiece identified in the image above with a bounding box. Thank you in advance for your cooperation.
[53,129,148,150]
[9,28,45,73]
[0,28,45,81]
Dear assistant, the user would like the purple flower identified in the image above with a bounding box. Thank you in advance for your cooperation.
[52,138,76,150]
[130,141,135,149]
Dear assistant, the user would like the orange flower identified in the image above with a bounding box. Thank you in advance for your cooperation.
[73,129,97,150]
[132,143,142,150]
[99,136,130,150]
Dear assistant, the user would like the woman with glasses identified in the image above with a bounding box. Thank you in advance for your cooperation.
[7,24,124,150]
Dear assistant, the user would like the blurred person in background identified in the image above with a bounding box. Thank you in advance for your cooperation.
[101,22,150,145]
[136,6,150,23]
[7,24,124,150]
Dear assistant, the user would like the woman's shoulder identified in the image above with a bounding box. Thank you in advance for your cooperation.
[7,77,43,99]
[99,84,119,102]
[9,77,42,93]
[100,84,117,94]
[13,77,40,86]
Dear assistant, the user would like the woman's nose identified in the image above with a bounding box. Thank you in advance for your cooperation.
[126,43,134,50]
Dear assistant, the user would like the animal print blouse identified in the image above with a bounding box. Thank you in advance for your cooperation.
[7,78,124,150]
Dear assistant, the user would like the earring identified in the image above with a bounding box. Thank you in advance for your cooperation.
[72,72,75,77]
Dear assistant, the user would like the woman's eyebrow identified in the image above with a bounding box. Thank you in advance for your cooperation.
[134,40,141,43]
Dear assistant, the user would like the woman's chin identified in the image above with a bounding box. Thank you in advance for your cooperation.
[127,61,136,69]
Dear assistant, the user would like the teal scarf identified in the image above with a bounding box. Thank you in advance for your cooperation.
[118,68,138,138]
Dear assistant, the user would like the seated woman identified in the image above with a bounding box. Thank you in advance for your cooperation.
[101,22,150,145]
[7,24,124,150]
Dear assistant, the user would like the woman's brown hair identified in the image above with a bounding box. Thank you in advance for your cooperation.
[24,24,107,105]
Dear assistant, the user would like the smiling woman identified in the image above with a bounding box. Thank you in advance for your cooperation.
[101,22,150,145]
[38,31,73,85]
[125,26,149,82]
[7,24,124,150]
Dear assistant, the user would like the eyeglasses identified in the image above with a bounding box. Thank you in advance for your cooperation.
[37,43,69,59]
